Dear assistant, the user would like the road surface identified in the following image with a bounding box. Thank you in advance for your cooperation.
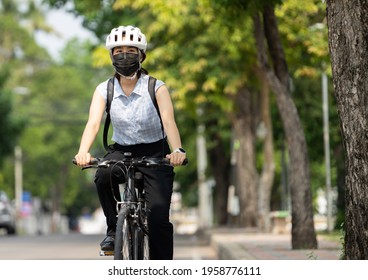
[0,233,217,260]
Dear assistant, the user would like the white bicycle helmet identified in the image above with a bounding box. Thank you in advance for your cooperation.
[105,25,147,52]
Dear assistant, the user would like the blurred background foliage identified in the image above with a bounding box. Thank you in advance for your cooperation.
[0,0,343,228]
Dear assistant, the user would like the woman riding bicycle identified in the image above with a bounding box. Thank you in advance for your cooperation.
[74,25,187,260]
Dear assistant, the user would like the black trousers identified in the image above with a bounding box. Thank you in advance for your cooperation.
[94,139,175,260]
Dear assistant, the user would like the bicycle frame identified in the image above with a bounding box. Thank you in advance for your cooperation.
[116,163,148,259]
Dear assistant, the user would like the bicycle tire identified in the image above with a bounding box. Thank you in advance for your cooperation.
[137,226,149,260]
[114,206,133,260]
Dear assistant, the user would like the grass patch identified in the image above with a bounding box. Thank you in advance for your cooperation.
[317,230,343,242]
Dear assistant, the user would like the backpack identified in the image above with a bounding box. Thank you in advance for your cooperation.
[102,75,163,150]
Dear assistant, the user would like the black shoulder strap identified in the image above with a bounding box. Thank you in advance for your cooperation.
[148,76,165,157]
[148,75,164,132]
[106,77,114,114]
[103,77,114,151]
[148,76,160,118]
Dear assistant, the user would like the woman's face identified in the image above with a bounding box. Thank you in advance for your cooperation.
[112,46,139,56]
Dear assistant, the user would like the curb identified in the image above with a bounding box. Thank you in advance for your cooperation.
[216,242,256,260]
[206,228,341,260]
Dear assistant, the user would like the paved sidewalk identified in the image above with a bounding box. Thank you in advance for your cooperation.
[208,228,342,260]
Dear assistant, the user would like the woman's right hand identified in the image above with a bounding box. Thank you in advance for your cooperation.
[74,152,92,166]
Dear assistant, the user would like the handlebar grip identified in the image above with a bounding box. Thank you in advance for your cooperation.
[90,158,100,165]
[72,157,99,165]
[162,158,188,166]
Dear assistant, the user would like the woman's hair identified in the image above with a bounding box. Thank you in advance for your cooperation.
[139,51,148,76]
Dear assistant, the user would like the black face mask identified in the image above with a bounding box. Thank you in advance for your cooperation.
[112,53,140,76]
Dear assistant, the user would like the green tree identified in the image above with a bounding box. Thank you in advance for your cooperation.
[0,1,120,225]
[0,0,51,178]
[18,39,106,230]
[0,69,25,165]
[275,0,344,230]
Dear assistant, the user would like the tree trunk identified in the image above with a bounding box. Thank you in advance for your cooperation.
[207,118,231,226]
[253,8,318,249]
[257,74,275,232]
[51,164,68,233]
[233,88,259,227]
[326,0,368,259]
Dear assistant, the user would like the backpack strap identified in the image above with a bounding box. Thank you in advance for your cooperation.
[148,76,162,122]
[103,77,115,151]
[148,76,165,157]
[106,77,115,114]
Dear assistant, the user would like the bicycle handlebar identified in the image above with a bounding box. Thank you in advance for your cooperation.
[72,156,188,169]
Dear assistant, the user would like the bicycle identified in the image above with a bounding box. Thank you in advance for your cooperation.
[73,152,187,260]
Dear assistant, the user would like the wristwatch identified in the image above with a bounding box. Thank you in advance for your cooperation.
[173,148,186,154]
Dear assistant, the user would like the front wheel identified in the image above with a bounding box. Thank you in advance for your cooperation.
[137,227,149,260]
[114,206,133,260]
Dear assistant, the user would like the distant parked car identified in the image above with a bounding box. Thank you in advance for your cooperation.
[0,191,16,235]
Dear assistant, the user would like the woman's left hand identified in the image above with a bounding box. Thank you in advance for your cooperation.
[166,151,187,166]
